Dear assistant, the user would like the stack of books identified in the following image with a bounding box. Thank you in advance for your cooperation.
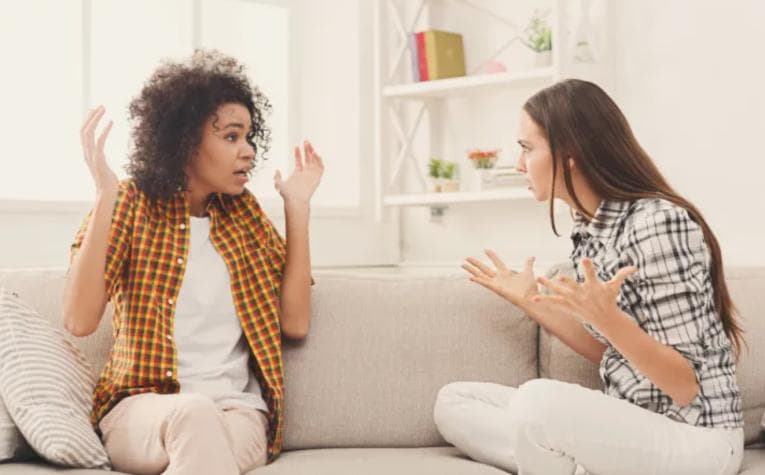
[478,166,526,190]
[409,30,466,82]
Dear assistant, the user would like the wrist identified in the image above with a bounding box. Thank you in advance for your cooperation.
[283,197,311,210]
[589,306,628,338]
[95,188,118,203]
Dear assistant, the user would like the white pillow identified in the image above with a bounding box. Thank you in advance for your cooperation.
[0,288,110,468]
[0,396,34,462]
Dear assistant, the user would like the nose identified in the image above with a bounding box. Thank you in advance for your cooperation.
[516,151,527,173]
[239,143,256,162]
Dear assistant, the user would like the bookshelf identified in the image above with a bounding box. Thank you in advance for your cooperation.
[382,188,530,207]
[382,67,555,100]
[373,0,610,219]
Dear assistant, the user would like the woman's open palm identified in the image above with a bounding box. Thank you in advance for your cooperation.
[80,106,117,194]
[274,141,324,203]
[462,250,538,307]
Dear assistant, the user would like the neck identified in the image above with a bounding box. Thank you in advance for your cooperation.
[185,186,211,218]
[562,181,602,220]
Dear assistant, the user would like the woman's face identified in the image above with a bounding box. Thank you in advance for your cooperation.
[186,102,255,196]
[516,109,562,202]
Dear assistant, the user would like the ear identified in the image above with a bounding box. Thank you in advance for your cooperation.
[567,157,576,170]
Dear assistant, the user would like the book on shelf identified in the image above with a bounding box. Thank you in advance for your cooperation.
[474,166,526,190]
[410,30,466,82]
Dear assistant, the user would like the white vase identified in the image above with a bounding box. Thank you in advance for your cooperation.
[441,180,460,192]
[535,50,552,67]
[465,168,491,192]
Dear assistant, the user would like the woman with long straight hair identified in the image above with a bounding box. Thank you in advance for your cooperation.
[434,79,745,475]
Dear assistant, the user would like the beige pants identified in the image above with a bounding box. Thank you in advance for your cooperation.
[99,393,269,475]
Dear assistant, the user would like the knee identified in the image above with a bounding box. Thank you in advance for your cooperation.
[511,379,568,428]
[433,382,471,434]
[168,394,220,428]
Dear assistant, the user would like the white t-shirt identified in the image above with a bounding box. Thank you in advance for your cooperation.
[173,216,268,412]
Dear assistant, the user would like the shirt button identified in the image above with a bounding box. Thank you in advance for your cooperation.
[166,370,173,378]
[166,334,173,341]
[168,298,174,305]
[179,223,186,230]
[177,258,183,265]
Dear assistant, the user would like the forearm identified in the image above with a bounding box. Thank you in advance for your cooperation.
[62,190,116,336]
[526,300,606,364]
[279,200,312,339]
[596,308,700,406]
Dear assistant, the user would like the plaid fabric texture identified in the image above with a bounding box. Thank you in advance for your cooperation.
[570,198,743,429]
[70,179,288,459]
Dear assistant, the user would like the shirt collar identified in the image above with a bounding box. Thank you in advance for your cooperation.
[206,192,233,216]
[571,199,632,244]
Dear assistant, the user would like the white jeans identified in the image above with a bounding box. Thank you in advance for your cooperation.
[433,379,744,475]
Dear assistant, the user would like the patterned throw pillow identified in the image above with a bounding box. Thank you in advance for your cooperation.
[0,288,110,468]
[0,397,34,462]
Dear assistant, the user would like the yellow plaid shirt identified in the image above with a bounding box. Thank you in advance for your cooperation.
[70,179,287,460]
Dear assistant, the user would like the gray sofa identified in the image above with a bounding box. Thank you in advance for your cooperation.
[1,265,764,474]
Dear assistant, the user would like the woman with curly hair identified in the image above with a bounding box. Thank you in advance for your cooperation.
[62,50,322,474]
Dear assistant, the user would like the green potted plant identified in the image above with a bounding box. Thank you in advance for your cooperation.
[427,158,459,192]
[440,161,459,192]
[523,9,552,67]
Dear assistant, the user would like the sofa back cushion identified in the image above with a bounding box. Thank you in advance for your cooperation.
[0,269,114,375]
[728,267,765,444]
[0,268,538,450]
[539,263,765,445]
[282,271,538,449]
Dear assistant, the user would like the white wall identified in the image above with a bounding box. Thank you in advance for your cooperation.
[399,0,765,268]
[2,1,763,270]
[0,0,398,269]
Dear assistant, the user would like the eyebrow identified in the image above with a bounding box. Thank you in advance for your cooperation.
[222,122,248,131]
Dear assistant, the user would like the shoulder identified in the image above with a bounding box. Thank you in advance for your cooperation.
[623,198,700,240]
[228,188,265,218]
[618,198,706,267]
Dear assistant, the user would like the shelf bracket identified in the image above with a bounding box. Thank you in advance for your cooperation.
[387,102,428,190]
[385,0,427,82]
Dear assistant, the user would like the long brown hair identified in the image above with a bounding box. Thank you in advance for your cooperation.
[523,79,744,355]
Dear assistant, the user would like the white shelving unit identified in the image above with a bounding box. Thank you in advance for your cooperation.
[373,0,609,220]
[382,67,555,100]
[382,188,530,207]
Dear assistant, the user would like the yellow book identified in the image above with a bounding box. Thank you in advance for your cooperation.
[424,30,466,80]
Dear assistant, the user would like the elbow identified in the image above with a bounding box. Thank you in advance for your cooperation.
[62,312,97,337]
[282,323,310,340]
[280,311,311,340]
[673,380,700,407]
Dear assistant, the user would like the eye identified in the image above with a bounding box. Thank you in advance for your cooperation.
[225,133,238,142]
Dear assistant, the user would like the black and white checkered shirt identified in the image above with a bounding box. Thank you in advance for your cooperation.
[571,198,743,428]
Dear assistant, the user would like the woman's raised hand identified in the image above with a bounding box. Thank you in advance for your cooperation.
[80,105,117,194]
[274,140,324,204]
[463,250,539,307]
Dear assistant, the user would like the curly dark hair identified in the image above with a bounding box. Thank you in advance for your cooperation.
[125,49,271,200]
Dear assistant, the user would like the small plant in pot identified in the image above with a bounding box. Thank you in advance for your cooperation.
[523,9,552,67]
[467,148,500,169]
[428,158,459,192]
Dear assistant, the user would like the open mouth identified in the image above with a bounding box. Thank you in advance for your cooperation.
[234,168,252,178]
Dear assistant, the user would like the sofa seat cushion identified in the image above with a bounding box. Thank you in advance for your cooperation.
[0,464,122,474]
[3,448,764,474]
[255,447,508,475]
